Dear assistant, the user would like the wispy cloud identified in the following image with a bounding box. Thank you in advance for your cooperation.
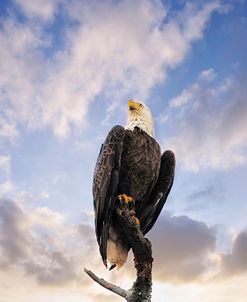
[0,154,11,176]
[0,112,19,145]
[199,68,217,81]
[0,181,14,196]
[183,183,224,213]
[0,154,13,198]
[14,0,61,21]
[165,69,247,171]
[0,0,225,139]
[169,69,217,108]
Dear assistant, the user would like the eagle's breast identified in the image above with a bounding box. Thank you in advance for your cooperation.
[118,127,161,206]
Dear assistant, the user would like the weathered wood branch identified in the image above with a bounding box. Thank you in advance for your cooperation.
[84,202,153,301]
[84,268,127,298]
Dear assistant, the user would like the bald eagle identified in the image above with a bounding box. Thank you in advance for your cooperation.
[93,100,175,269]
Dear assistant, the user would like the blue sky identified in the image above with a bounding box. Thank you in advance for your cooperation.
[0,1,247,301]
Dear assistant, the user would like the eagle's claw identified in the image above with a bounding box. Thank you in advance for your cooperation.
[132,215,140,225]
[117,194,134,203]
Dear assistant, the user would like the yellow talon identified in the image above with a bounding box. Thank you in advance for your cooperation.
[117,194,134,203]
[132,216,140,225]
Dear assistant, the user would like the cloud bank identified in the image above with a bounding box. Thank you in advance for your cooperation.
[150,213,216,282]
[1,198,246,288]
[0,198,97,286]
[221,229,247,276]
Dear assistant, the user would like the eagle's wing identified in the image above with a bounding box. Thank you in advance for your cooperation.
[139,150,175,235]
[92,125,125,266]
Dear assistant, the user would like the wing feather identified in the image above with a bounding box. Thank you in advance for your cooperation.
[139,150,175,235]
[92,125,125,265]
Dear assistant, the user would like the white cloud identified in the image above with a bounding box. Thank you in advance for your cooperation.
[0,16,48,137]
[156,112,169,124]
[0,154,13,198]
[181,2,222,41]
[0,180,14,196]
[169,68,217,108]
[169,84,197,108]
[31,206,64,227]
[0,0,225,139]
[0,154,11,176]
[14,0,60,21]
[166,70,247,171]
[0,116,19,144]
[199,68,217,81]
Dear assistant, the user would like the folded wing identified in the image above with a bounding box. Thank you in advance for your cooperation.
[92,125,125,265]
[139,150,175,235]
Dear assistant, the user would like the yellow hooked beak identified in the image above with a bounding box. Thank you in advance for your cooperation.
[128,100,143,111]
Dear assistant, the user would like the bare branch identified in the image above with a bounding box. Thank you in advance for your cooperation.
[84,268,127,298]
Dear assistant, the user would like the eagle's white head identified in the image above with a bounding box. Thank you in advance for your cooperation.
[125,100,155,137]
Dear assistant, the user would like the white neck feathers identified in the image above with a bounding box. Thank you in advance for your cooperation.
[125,114,154,137]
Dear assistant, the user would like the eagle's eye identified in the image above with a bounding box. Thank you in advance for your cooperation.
[139,104,144,108]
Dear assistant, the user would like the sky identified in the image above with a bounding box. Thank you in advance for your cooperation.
[0,0,247,301]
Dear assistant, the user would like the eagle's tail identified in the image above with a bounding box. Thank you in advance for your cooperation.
[107,226,128,269]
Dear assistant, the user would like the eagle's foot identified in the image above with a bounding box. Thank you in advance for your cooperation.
[117,194,134,204]
[129,209,136,216]
[132,215,140,225]
[117,195,138,223]
[129,209,140,225]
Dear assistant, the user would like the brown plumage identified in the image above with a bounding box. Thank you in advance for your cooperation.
[92,101,175,268]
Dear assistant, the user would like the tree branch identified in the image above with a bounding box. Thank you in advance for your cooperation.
[84,268,127,298]
[84,201,153,301]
